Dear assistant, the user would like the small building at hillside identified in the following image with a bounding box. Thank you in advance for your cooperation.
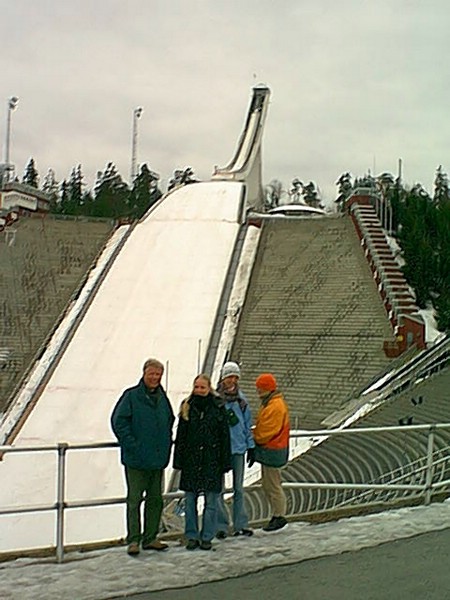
[0,181,50,213]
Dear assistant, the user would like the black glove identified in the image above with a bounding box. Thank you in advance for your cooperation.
[246,447,256,468]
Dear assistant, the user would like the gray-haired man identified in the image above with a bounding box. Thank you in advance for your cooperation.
[111,358,175,555]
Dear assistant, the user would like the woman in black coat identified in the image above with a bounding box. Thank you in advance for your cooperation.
[173,373,231,550]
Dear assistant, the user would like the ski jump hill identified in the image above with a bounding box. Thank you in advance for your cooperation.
[1,84,444,557]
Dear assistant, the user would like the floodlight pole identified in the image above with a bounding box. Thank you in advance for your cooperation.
[3,96,19,183]
[130,106,143,184]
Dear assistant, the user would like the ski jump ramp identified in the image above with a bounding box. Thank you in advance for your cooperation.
[212,85,271,212]
[0,87,270,553]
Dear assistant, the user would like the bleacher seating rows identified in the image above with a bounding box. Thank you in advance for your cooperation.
[0,215,115,412]
[232,215,395,429]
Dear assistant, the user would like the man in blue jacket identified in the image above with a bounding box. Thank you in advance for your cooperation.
[216,361,255,538]
[111,358,175,556]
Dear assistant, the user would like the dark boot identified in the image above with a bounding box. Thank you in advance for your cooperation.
[233,528,254,537]
[186,539,200,550]
[263,516,287,532]
[200,540,212,550]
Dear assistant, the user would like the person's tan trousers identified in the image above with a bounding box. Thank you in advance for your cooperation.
[261,464,286,516]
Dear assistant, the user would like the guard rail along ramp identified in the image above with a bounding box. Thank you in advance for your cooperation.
[212,85,270,213]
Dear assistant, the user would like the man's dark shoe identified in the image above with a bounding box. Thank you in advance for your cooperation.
[233,528,254,537]
[263,516,287,532]
[142,539,169,551]
[186,539,200,550]
[263,516,276,529]
[200,540,212,550]
[216,530,227,540]
[127,542,140,556]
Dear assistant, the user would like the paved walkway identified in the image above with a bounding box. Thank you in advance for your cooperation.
[116,528,450,600]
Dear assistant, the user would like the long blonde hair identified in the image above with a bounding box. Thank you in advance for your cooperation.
[179,373,213,420]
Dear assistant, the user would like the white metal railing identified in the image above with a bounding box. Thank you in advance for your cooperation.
[1,423,449,563]
[319,337,449,430]
[286,426,450,502]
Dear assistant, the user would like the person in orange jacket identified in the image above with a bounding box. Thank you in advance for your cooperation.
[253,373,290,532]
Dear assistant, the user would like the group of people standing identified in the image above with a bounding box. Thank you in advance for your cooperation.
[111,358,290,556]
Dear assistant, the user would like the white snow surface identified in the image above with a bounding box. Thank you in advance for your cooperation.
[418,308,443,343]
[0,501,449,600]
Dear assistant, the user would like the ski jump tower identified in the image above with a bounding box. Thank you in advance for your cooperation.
[212,85,271,214]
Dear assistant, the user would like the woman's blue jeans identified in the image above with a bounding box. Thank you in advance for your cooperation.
[184,490,220,542]
[216,453,249,532]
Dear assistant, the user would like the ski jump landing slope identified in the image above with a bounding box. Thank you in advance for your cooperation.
[0,181,246,552]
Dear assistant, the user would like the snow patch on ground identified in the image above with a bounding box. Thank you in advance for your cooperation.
[1,500,449,600]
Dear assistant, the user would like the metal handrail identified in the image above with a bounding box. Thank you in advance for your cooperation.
[1,423,449,563]
[324,336,449,428]
[335,445,450,508]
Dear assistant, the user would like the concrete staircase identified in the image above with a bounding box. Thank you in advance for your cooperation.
[0,214,114,412]
[232,214,395,429]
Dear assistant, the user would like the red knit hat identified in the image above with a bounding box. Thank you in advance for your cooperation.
[255,373,277,392]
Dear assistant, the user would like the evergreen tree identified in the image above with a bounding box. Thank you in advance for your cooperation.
[301,181,322,208]
[375,172,396,230]
[22,157,39,188]
[335,172,352,211]
[81,189,95,217]
[434,291,450,331]
[397,187,436,308]
[354,173,376,189]
[167,166,197,191]
[67,164,85,215]
[179,166,197,185]
[58,179,70,214]
[289,178,303,204]
[387,175,405,235]
[265,179,284,209]
[433,165,449,206]
[42,168,59,212]
[433,199,450,331]
[93,162,129,218]
[129,164,162,219]
[376,172,395,191]
[168,169,183,192]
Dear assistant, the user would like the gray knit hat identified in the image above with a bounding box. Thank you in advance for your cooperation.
[220,361,241,380]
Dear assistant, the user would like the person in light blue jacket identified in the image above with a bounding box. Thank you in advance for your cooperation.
[216,361,255,538]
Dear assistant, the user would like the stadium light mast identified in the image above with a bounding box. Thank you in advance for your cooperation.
[130,106,143,184]
[2,96,19,183]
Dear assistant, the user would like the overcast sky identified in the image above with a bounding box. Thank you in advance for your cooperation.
[1,0,449,203]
